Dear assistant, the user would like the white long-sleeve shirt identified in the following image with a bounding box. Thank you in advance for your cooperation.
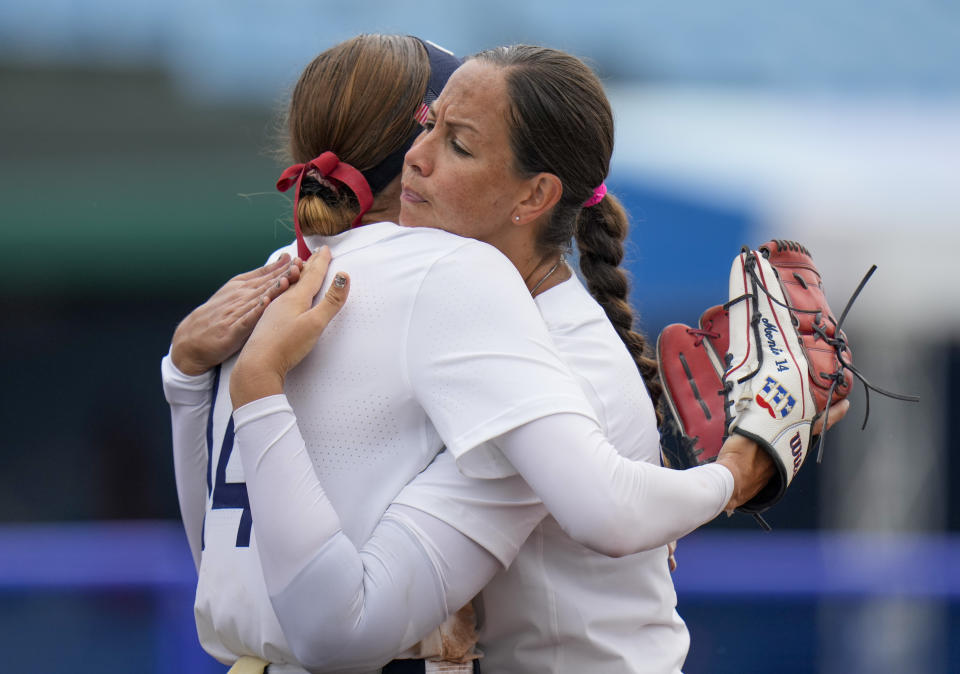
[163,229,733,672]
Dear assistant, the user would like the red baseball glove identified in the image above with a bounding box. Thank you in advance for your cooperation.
[658,240,872,515]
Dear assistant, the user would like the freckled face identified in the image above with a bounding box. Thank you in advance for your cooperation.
[400,60,530,246]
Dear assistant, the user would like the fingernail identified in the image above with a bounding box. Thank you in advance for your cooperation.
[276,280,282,288]
[333,274,347,288]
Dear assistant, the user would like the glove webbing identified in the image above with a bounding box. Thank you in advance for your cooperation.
[728,248,920,464]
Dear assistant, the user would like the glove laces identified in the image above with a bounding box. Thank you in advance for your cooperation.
[725,246,919,465]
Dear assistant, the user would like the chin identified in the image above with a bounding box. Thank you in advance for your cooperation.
[398,211,428,229]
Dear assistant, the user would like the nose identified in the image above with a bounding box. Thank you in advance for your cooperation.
[404,128,433,177]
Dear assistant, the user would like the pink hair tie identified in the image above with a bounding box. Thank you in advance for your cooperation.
[582,182,607,208]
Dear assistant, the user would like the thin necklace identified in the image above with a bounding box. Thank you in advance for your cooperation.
[529,255,565,296]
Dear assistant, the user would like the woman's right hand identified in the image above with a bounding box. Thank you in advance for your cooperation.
[230,247,350,410]
[714,435,775,512]
[171,254,303,375]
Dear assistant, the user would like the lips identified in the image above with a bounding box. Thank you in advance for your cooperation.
[400,185,427,204]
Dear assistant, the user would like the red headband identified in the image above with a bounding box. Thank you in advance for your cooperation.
[276,151,374,260]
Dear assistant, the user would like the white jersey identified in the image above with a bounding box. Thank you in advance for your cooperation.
[396,275,689,673]
[483,276,688,673]
[190,223,597,666]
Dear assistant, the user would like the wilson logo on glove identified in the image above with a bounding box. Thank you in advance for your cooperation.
[789,432,803,477]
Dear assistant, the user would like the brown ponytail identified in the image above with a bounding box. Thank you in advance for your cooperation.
[285,34,429,235]
[473,45,664,426]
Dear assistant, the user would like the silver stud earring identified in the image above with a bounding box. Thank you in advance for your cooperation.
[514,215,520,222]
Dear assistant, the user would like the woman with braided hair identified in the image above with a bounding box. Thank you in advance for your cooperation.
[166,39,845,673]
[394,45,686,672]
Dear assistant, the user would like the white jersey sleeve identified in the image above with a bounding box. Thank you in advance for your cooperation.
[492,413,734,557]
[233,395,501,672]
[406,242,599,478]
[161,351,214,571]
[394,415,733,563]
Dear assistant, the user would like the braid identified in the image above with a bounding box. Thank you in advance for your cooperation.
[575,195,664,426]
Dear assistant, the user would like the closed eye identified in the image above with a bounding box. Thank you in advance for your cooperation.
[419,114,471,156]
[451,140,471,157]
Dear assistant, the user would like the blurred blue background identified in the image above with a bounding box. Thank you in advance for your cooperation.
[1,1,958,672]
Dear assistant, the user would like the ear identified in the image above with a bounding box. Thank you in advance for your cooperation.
[512,173,563,226]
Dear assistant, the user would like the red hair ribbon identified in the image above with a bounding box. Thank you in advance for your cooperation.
[276,151,374,260]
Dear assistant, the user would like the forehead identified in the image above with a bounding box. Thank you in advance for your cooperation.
[437,60,511,125]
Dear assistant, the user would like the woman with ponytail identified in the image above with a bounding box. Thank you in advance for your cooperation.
[165,39,836,674]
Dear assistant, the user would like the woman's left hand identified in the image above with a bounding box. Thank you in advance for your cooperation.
[171,253,303,375]
[230,246,350,409]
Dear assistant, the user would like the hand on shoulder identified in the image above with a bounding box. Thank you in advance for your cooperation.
[171,253,302,375]
[230,247,350,409]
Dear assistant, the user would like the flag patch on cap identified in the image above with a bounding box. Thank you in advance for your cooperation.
[414,103,430,125]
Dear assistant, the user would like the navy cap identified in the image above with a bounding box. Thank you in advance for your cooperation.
[361,37,462,195]
[418,38,462,105]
